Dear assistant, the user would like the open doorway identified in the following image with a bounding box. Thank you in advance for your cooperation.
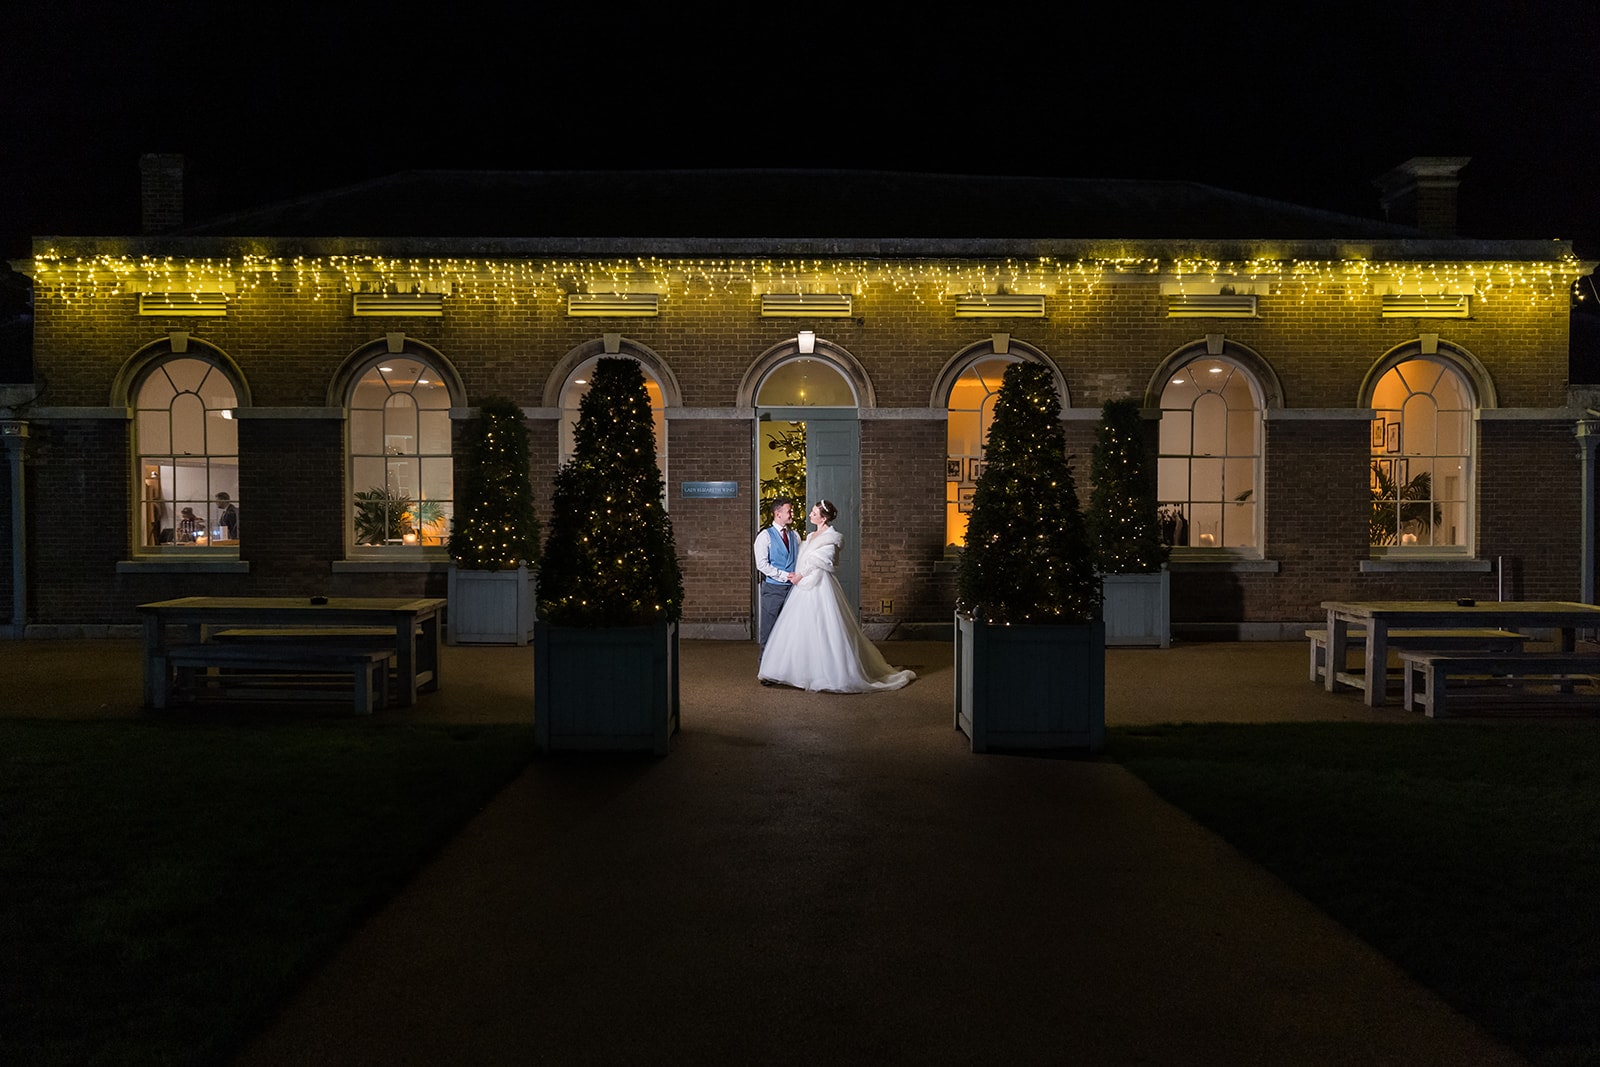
[754,355,861,614]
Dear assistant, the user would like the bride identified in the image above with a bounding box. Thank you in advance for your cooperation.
[757,499,916,693]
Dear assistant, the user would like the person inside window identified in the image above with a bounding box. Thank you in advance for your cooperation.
[216,492,238,540]
[177,506,203,543]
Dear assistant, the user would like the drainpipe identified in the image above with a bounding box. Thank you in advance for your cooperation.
[1578,416,1599,605]
[1,417,27,636]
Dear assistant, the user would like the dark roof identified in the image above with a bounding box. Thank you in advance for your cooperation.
[173,169,1426,241]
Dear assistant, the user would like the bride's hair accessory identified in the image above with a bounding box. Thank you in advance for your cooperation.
[813,499,838,523]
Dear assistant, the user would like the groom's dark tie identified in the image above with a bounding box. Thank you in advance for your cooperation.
[782,529,789,549]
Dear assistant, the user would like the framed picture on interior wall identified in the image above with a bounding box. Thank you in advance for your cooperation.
[957,487,976,512]
[1371,418,1386,448]
[1375,459,1393,488]
[946,457,964,481]
[1394,459,1409,485]
[1386,422,1400,454]
[969,459,986,482]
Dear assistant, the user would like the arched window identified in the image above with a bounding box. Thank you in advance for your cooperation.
[943,354,1020,548]
[558,355,667,480]
[133,354,240,552]
[1367,357,1473,552]
[347,354,454,552]
[1157,356,1263,553]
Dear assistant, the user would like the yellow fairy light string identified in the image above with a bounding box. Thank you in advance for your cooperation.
[25,251,1588,312]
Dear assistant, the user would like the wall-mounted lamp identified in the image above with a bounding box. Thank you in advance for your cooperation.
[797,330,815,355]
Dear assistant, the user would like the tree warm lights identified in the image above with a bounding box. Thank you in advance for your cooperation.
[957,362,1100,626]
[448,398,540,570]
[538,358,684,627]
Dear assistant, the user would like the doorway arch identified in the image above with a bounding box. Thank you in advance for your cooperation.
[744,337,867,618]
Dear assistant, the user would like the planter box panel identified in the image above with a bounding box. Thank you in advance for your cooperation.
[448,565,536,645]
[1101,570,1171,648]
[534,621,679,754]
[955,614,1105,752]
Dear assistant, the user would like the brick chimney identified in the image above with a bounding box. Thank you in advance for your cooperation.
[1373,157,1470,236]
[139,153,186,234]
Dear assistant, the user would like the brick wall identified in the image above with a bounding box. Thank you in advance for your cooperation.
[14,250,1586,635]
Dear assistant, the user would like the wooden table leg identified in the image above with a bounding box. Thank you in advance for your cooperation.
[1365,619,1389,707]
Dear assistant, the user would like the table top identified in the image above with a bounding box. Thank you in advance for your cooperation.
[1322,600,1600,620]
[138,596,446,614]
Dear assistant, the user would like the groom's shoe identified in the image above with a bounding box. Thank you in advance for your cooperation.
[759,676,776,687]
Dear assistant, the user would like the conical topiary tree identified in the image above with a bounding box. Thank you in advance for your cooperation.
[447,397,540,569]
[538,358,684,626]
[1088,398,1167,574]
[956,361,1100,625]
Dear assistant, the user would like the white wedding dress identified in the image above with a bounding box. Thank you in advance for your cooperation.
[758,527,916,693]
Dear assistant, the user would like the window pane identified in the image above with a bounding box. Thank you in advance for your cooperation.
[1192,394,1227,455]
[1157,457,1189,502]
[1159,410,1192,453]
[419,457,453,502]
[206,410,237,454]
[352,456,386,495]
[171,393,206,457]
[1224,502,1256,548]
[418,409,452,454]
[350,409,384,455]
[138,410,170,455]
[351,375,390,409]
[415,377,452,409]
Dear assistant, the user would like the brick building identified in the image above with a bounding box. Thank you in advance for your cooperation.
[2,159,1594,639]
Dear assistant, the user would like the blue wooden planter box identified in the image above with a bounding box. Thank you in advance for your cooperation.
[533,620,679,755]
[448,563,537,645]
[1100,569,1170,648]
[954,612,1106,752]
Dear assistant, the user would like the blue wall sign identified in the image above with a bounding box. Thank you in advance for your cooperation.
[682,481,740,499]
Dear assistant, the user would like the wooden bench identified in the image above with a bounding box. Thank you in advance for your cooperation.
[161,642,393,714]
[1307,628,1528,684]
[1399,650,1600,717]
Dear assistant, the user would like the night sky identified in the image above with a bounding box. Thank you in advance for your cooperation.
[2,2,1597,258]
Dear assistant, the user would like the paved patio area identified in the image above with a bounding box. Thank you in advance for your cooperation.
[6,637,1520,1064]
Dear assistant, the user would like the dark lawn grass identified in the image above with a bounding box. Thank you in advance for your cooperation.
[1109,721,1600,1067]
[0,716,535,1066]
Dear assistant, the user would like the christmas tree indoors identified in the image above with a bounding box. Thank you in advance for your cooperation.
[538,358,684,626]
[448,397,540,569]
[1088,398,1167,574]
[956,362,1100,625]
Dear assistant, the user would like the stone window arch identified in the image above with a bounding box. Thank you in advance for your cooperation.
[1359,339,1487,554]
[547,339,677,479]
[1148,340,1276,555]
[933,337,1065,549]
[341,341,463,553]
[119,336,248,553]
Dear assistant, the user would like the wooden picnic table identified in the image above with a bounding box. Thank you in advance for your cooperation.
[1320,600,1600,707]
[137,596,447,708]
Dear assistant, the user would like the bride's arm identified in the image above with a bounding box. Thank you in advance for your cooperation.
[795,536,839,587]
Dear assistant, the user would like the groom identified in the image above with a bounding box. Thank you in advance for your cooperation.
[753,496,799,666]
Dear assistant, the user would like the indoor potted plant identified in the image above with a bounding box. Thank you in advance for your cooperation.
[535,358,684,754]
[1088,398,1171,647]
[954,362,1105,752]
[446,397,541,644]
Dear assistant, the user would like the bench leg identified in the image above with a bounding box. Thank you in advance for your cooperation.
[353,661,378,714]
[1309,635,1324,683]
[1423,664,1446,718]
